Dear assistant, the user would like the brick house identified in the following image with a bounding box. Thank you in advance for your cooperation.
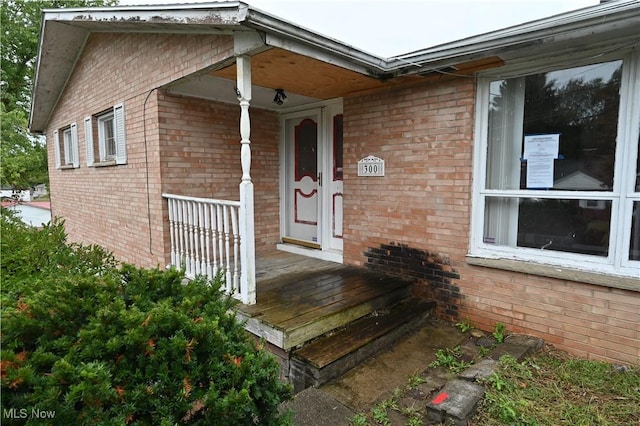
[29,1,639,365]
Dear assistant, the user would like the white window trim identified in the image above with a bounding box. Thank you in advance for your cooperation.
[470,48,640,283]
[53,123,79,169]
[63,127,73,165]
[98,110,116,162]
[86,103,127,167]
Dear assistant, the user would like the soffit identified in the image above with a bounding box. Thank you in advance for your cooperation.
[211,47,387,99]
[211,48,504,100]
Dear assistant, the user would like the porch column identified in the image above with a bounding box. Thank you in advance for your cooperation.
[237,55,256,305]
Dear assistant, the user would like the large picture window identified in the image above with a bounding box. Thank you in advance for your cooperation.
[472,50,639,281]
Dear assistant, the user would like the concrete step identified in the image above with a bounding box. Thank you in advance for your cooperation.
[289,298,436,393]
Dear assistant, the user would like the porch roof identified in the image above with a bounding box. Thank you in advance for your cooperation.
[29,0,640,133]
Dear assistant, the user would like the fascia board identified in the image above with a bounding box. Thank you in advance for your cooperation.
[29,3,246,133]
[40,5,242,31]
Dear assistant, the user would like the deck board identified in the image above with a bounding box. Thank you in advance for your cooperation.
[237,251,413,349]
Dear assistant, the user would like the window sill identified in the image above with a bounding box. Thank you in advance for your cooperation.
[94,160,117,168]
[466,256,639,292]
[60,164,76,170]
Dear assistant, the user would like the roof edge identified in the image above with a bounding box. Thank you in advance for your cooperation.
[240,4,388,73]
[388,0,640,69]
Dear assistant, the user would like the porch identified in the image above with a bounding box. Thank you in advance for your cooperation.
[161,192,415,348]
[163,193,434,388]
[239,250,413,351]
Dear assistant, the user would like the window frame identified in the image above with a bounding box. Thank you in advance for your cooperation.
[470,48,640,282]
[63,127,74,165]
[53,123,79,169]
[86,103,126,167]
[97,110,116,161]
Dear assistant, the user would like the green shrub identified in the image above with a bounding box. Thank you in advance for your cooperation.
[1,210,292,425]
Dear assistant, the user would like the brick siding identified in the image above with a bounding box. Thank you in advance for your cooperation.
[47,33,234,268]
[342,79,639,365]
[157,92,281,260]
[46,32,638,365]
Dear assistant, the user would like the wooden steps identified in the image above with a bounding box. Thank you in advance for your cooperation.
[289,298,436,392]
[237,267,413,350]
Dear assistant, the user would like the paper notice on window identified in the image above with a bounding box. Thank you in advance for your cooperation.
[524,134,559,188]
[523,134,560,159]
[526,154,555,188]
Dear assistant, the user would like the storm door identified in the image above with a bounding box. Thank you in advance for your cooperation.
[282,104,343,252]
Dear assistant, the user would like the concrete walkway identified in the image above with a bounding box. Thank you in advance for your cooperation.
[285,319,543,425]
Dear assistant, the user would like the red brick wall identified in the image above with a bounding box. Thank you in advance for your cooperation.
[342,79,639,365]
[343,81,474,264]
[46,33,233,267]
[157,92,281,259]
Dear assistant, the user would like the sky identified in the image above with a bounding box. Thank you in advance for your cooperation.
[119,0,601,57]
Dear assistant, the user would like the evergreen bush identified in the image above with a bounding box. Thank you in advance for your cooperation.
[1,210,292,425]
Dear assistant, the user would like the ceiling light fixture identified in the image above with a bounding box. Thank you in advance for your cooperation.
[273,88,287,105]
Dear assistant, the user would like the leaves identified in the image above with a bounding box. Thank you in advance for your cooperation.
[1,212,293,424]
[1,0,118,190]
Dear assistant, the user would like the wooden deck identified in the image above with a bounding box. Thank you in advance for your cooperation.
[236,251,412,350]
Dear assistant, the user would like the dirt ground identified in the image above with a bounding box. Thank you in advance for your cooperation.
[320,319,467,412]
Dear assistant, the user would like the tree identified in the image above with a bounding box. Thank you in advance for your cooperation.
[1,0,116,190]
[0,104,47,190]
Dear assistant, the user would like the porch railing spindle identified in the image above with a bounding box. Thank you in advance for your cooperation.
[211,204,218,276]
[203,203,212,277]
[198,203,206,275]
[187,201,195,277]
[168,198,177,267]
[223,205,232,294]
[178,200,186,271]
[231,205,240,294]
[192,201,201,276]
[216,204,224,286]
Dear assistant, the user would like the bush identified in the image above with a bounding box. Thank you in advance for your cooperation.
[1,210,292,425]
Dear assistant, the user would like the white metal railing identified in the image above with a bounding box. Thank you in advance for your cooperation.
[163,193,243,300]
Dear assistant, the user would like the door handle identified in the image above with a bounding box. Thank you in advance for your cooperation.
[318,172,322,187]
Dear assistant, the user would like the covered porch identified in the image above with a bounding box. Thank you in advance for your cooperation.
[161,193,414,351]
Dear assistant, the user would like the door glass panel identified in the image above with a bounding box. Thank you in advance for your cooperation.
[333,114,343,180]
[295,118,317,181]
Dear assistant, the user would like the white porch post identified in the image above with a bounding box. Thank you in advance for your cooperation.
[237,55,256,305]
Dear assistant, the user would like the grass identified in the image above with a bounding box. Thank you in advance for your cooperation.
[471,345,640,426]
[349,334,639,426]
[428,346,470,374]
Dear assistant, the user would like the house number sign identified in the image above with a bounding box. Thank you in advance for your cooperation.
[358,155,385,177]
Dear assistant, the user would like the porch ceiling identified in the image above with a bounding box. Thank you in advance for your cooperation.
[211,47,389,100]
[165,47,503,109]
[175,48,504,108]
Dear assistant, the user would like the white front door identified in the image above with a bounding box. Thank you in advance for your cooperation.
[283,110,321,247]
[282,102,343,252]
